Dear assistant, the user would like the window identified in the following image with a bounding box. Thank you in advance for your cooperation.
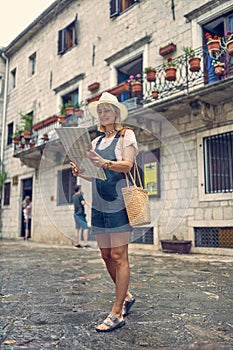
[28,52,36,76]
[57,168,76,205]
[11,68,16,89]
[0,76,3,96]
[62,89,79,106]
[203,11,233,84]
[7,122,13,145]
[116,55,142,102]
[58,16,78,55]
[110,0,140,17]
[3,182,11,206]
[204,131,233,194]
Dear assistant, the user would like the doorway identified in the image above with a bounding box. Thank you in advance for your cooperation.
[21,177,33,238]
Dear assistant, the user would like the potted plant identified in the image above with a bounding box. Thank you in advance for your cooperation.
[160,235,192,254]
[164,57,176,81]
[225,30,233,56]
[20,113,33,139]
[11,125,23,144]
[183,46,201,72]
[64,101,75,115]
[214,61,225,76]
[144,67,156,82]
[129,74,142,95]
[151,88,159,99]
[159,41,177,57]
[74,101,84,117]
[205,32,221,55]
[43,133,49,141]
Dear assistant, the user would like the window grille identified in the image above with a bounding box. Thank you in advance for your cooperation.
[194,227,233,248]
[131,227,154,244]
[203,131,233,193]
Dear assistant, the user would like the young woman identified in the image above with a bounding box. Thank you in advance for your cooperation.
[70,92,138,332]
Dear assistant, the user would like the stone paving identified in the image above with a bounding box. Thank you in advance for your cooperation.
[0,240,233,350]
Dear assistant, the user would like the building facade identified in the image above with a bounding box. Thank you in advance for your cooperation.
[0,0,232,254]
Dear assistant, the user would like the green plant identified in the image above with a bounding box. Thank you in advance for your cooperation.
[164,57,176,68]
[11,124,23,140]
[144,67,156,73]
[183,46,196,58]
[20,113,33,131]
[64,100,74,108]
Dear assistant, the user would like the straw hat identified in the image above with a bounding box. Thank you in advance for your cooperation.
[87,92,128,121]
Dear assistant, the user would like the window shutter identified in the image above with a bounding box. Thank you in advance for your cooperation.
[58,29,65,55]
[110,0,120,18]
[74,16,78,45]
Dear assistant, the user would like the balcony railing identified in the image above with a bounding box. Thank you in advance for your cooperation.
[143,45,233,103]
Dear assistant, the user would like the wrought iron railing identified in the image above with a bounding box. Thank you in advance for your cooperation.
[143,45,233,103]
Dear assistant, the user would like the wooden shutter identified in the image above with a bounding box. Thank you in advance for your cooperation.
[74,16,78,45]
[58,29,65,55]
[110,0,120,18]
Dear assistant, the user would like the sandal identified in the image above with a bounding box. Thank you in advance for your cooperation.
[96,314,125,333]
[122,298,135,316]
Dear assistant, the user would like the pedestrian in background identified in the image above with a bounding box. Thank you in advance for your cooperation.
[72,185,90,248]
[70,92,137,332]
[23,196,32,240]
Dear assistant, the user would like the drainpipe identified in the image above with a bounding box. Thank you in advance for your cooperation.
[0,49,9,174]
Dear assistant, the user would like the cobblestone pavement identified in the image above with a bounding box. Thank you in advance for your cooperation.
[0,241,233,350]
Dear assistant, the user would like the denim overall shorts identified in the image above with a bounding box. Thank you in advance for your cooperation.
[91,132,132,235]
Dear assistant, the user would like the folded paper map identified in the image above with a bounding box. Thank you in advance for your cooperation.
[55,127,106,180]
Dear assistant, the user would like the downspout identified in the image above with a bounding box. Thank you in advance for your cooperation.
[0,50,9,174]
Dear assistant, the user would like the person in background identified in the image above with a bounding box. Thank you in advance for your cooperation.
[23,196,32,240]
[70,92,138,332]
[72,185,91,248]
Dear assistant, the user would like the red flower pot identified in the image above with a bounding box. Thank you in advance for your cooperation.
[189,57,201,72]
[165,67,176,81]
[227,40,233,56]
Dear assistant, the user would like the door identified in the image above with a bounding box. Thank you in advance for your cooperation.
[21,178,33,238]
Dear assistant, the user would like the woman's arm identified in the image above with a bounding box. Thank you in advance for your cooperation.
[86,145,135,173]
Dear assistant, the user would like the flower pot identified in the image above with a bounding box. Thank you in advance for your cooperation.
[29,142,36,148]
[152,90,159,99]
[65,107,75,116]
[131,81,142,95]
[88,82,100,91]
[75,109,83,117]
[159,43,176,57]
[13,137,21,144]
[165,67,176,81]
[59,116,66,124]
[146,70,156,82]
[108,81,130,96]
[160,240,192,254]
[189,57,201,72]
[214,63,225,76]
[207,40,220,55]
[23,131,31,139]
[43,134,49,141]
[227,40,233,56]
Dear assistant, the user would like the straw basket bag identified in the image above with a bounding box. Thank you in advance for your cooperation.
[122,161,151,227]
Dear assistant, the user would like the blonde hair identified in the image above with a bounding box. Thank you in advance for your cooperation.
[97,103,123,132]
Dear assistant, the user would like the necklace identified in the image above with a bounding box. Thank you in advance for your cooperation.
[104,129,116,136]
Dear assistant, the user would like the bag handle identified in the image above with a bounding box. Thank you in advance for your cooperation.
[125,159,143,188]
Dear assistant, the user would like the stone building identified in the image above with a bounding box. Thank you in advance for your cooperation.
[0,0,232,254]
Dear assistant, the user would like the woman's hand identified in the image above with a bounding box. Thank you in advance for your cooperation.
[86,149,106,168]
[70,162,84,177]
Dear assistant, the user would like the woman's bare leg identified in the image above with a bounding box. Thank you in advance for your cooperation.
[95,232,132,331]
